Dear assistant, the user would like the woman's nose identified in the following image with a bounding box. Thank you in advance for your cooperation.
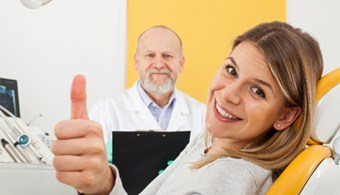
[221,82,242,105]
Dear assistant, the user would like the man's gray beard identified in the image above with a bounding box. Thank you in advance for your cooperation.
[141,76,176,94]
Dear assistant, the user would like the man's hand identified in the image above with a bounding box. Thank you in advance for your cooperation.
[51,75,114,194]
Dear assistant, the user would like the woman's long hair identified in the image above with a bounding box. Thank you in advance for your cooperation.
[194,21,324,174]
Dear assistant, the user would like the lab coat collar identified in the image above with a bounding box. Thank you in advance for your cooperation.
[128,81,190,130]
[136,80,176,109]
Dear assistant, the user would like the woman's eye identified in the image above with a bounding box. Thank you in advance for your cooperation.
[225,65,238,78]
[251,87,266,98]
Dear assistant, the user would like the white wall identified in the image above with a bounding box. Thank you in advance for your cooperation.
[0,0,127,133]
[287,0,340,75]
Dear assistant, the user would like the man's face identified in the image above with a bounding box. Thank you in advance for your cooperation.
[134,27,184,94]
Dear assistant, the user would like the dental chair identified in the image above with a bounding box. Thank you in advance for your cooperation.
[267,68,340,195]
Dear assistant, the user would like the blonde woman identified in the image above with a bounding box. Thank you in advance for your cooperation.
[52,21,324,194]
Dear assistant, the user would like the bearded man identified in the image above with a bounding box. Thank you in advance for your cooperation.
[90,26,206,149]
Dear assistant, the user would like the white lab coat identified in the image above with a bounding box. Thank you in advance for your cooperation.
[89,82,206,143]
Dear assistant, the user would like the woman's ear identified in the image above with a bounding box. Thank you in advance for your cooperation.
[273,106,302,131]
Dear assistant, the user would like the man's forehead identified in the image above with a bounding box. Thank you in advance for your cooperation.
[138,40,181,54]
[136,28,182,55]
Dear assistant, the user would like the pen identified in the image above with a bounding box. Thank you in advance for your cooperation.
[0,109,45,163]
[0,121,31,163]
[1,138,24,163]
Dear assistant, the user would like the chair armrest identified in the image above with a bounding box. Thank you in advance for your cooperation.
[266,145,332,195]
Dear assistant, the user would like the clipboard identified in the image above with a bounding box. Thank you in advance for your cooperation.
[112,130,190,195]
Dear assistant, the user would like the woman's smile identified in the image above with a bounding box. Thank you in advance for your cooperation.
[214,100,241,122]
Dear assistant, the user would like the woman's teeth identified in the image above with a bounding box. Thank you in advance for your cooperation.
[216,103,239,120]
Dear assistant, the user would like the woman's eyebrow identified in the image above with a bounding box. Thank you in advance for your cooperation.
[226,56,275,95]
[253,78,274,94]
[226,57,238,68]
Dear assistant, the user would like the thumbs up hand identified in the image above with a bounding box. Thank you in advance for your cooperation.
[70,74,89,120]
[51,75,114,194]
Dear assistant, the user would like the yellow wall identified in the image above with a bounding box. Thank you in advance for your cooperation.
[126,1,286,103]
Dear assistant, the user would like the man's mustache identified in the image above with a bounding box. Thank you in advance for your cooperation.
[147,69,172,77]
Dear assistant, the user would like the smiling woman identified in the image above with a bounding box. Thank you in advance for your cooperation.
[51,21,324,195]
[196,21,324,175]
[205,41,291,150]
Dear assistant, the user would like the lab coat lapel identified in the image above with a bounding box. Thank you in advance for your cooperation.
[127,82,162,130]
[167,90,188,130]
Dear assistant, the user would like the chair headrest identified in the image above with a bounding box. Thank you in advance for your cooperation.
[310,68,340,144]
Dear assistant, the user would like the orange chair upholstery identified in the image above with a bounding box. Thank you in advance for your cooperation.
[266,68,340,195]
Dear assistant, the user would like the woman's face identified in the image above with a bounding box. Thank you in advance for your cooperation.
[205,41,289,150]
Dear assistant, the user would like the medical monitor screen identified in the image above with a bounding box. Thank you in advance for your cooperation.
[0,78,20,117]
